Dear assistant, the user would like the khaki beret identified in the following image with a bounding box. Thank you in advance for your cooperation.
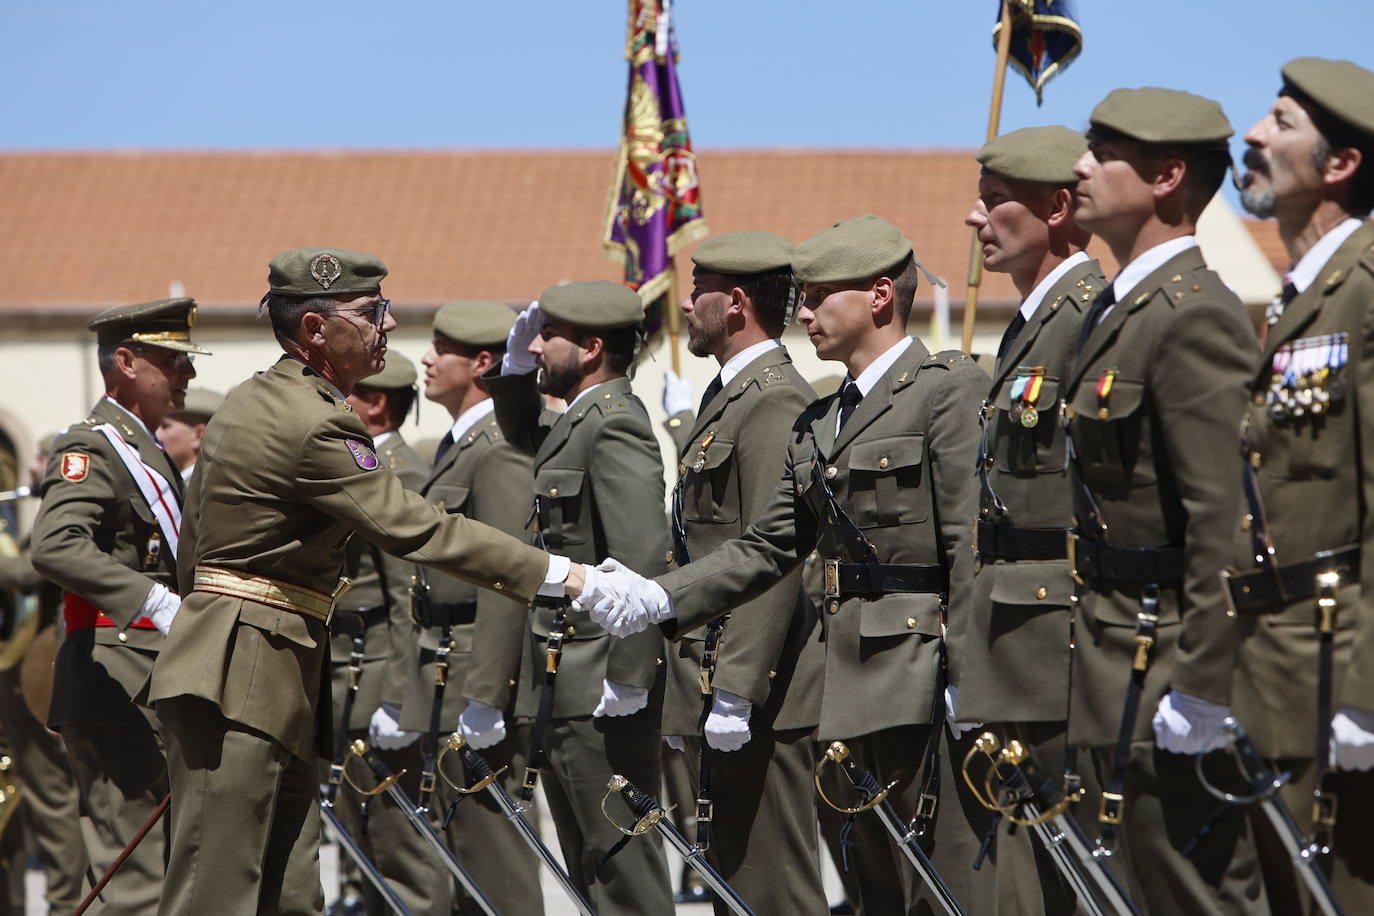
[433,301,517,348]
[538,281,644,330]
[170,387,223,422]
[1282,57,1374,139]
[691,231,795,276]
[792,214,913,285]
[359,351,417,390]
[977,126,1087,184]
[87,297,211,355]
[1089,87,1233,148]
[266,247,388,298]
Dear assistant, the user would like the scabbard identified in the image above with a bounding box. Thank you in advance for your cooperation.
[320,801,413,915]
[1097,588,1160,848]
[326,634,367,804]
[521,598,569,801]
[417,625,452,811]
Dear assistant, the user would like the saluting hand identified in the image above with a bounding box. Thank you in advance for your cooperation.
[502,301,545,375]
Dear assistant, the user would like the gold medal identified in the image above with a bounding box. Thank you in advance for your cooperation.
[1020,405,1039,428]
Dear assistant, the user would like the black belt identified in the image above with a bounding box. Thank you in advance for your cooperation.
[1098,588,1161,851]
[976,520,1070,562]
[1067,536,1184,585]
[328,604,389,636]
[1223,546,1359,612]
[822,561,948,599]
[522,597,570,802]
[413,598,478,629]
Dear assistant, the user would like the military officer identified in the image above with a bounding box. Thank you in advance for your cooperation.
[484,282,673,915]
[1230,57,1374,912]
[590,215,997,915]
[157,386,222,480]
[402,300,545,916]
[660,230,825,915]
[1063,89,1266,913]
[955,126,1104,915]
[146,247,598,915]
[29,297,206,914]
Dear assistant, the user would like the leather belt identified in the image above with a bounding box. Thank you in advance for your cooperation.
[192,564,337,623]
[976,520,1070,562]
[823,560,948,599]
[413,598,478,629]
[1067,535,1183,585]
[1222,545,1359,612]
[328,604,390,636]
[62,593,159,632]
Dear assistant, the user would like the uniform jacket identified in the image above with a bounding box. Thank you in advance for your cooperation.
[147,357,549,761]
[657,338,987,741]
[1232,220,1374,757]
[328,430,426,731]
[1065,246,1256,746]
[958,258,1104,723]
[31,397,181,729]
[397,412,535,733]
[660,346,824,736]
[484,371,669,719]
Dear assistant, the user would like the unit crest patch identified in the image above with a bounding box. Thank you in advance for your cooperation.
[345,440,380,470]
[61,453,90,482]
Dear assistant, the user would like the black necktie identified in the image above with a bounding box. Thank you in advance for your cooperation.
[838,382,863,432]
[997,312,1028,363]
[697,374,723,417]
[1078,286,1117,352]
[433,431,455,466]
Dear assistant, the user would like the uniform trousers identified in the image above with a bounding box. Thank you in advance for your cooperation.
[0,665,88,910]
[537,711,672,916]
[63,714,169,915]
[680,727,825,916]
[158,696,322,916]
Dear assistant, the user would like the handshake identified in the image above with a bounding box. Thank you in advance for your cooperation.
[574,558,676,636]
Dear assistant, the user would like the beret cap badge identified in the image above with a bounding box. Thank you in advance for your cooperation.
[310,253,344,290]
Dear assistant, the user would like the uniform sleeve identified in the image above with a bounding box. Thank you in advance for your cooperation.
[461,441,537,710]
[379,452,428,706]
[1345,275,1374,709]
[483,368,550,458]
[663,410,695,456]
[0,551,44,593]
[1153,298,1258,706]
[297,414,550,603]
[30,436,163,628]
[934,361,992,692]
[709,385,812,708]
[588,409,670,691]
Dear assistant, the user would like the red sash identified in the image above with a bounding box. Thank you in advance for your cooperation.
[62,593,160,632]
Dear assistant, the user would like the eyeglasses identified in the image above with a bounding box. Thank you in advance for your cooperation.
[327,298,391,327]
[130,345,195,370]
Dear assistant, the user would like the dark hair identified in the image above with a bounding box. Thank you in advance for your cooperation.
[264,293,340,340]
[353,382,415,428]
[1287,88,1374,214]
[885,253,920,324]
[96,343,120,378]
[575,325,641,375]
[732,267,795,336]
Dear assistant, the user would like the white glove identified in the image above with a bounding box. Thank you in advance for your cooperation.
[943,685,984,740]
[580,557,674,638]
[369,703,421,750]
[458,700,507,750]
[663,369,696,416]
[1331,705,1374,771]
[1152,689,1231,754]
[502,301,545,375]
[664,735,687,752]
[592,679,649,718]
[144,583,181,636]
[705,689,753,751]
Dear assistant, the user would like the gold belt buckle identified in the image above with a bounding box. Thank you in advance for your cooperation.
[1315,571,1340,633]
[1098,791,1124,825]
[823,559,841,600]
[1066,533,1083,585]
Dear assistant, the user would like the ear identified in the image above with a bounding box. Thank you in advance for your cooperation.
[727,286,748,318]
[472,349,495,375]
[1045,186,1075,227]
[113,346,139,381]
[870,277,895,318]
[1324,145,1363,189]
[191,422,207,449]
[1151,156,1187,201]
[579,334,605,371]
[300,311,329,345]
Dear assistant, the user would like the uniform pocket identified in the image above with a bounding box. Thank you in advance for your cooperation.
[993,376,1064,475]
[1068,377,1153,486]
[847,434,927,528]
[427,483,471,513]
[988,559,1075,607]
[859,592,942,638]
[534,467,587,547]
[236,601,319,649]
[685,437,738,524]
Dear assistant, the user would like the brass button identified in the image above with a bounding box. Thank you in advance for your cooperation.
[603,392,612,399]
[508,678,517,687]
[665,550,674,563]
[1035,587,1048,600]
[493,580,505,590]
[549,487,558,497]
[827,599,840,615]
[825,466,837,480]
[1250,452,1262,470]
[1240,514,1253,532]
[980,507,990,518]
[878,457,890,470]
[656,656,664,666]
[668,417,682,428]
[566,625,576,636]
[768,669,777,680]
[118,631,128,643]
[905,617,917,629]
[796,483,805,495]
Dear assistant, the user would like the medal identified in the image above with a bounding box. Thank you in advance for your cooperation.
[1096,368,1118,420]
[1020,406,1039,428]
[691,431,716,472]
[1269,333,1348,422]
[1008,367,1045,428]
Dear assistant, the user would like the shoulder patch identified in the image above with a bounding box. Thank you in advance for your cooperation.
[345,439,380,471]
[60,452,90,482]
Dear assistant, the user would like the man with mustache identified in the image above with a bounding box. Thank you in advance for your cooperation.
[484,282,673,915]
[148,249,599,914]
[30,298,206,914]
[1230,57,1374,912]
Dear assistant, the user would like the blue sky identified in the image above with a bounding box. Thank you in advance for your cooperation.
[5,1,1368,157]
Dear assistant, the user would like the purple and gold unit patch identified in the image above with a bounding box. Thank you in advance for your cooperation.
[345,439,379,471]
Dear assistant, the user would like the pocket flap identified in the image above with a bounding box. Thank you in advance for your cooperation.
[535,467,586,499]
[1069,375,1146,420]
[859,592,941,638]
[236,601,318,648]
[428,483,471,512]
[988,559,1075,606]
[693,437,735,472]
[848,434,925,472]
[994,375,1061,410]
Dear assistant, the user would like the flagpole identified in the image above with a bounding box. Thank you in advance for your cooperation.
[961,0,1016,354]
[666,259,682,374]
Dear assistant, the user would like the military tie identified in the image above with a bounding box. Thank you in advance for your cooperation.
[837,381,863,432]
[996,311,1028,364]
[697,374,723,417]
[432,431,455,466]
[1077,285,1117,352]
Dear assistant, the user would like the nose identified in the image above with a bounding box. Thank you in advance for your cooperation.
[527,337,542,357]
[796,304,816,327]
[422,346,437,368]
[381,310,397,333]
[964,201,987,230]
[1072,150,1093,182]
[1242,119,1267,148]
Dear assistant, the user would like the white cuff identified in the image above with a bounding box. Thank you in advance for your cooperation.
[537,555,572,597]
[143,583,180,636]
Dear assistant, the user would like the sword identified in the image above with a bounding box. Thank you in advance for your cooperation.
[961,732,1140,916]
[601,774,756,916]
[320,798,413,915]
[437,733,595,916]
[342,739,499,916]
[0,487,31,505]
[815,741,968,916]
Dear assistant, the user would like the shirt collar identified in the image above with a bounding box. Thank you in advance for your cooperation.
[1288,218,1364,294]
[1111,236,1197,303]
[565,380,609,412]
[447,398,495,444]
[1020,251,1092,321]
[719,339,782,387]
[847,336,913,398]
[373,430,395,447]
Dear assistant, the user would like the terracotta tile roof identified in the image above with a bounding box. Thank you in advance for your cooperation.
[1243,217,1288,273]
[0,149,1281,313]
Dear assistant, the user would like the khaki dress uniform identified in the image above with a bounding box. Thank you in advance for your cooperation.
[485,347,674,916]
[663,342,826,916]
[400,408,546,916]
[31,392,189,914]
[1230,219,1374,912]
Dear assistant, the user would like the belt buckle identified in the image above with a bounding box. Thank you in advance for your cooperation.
[1098,791,1124,826]
[823,559,841,600]
[1066,533,1083,585]
[1315,571,1340,633]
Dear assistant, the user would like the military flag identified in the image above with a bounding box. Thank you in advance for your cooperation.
[603,0,707,320]
[992,0,1083,106]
